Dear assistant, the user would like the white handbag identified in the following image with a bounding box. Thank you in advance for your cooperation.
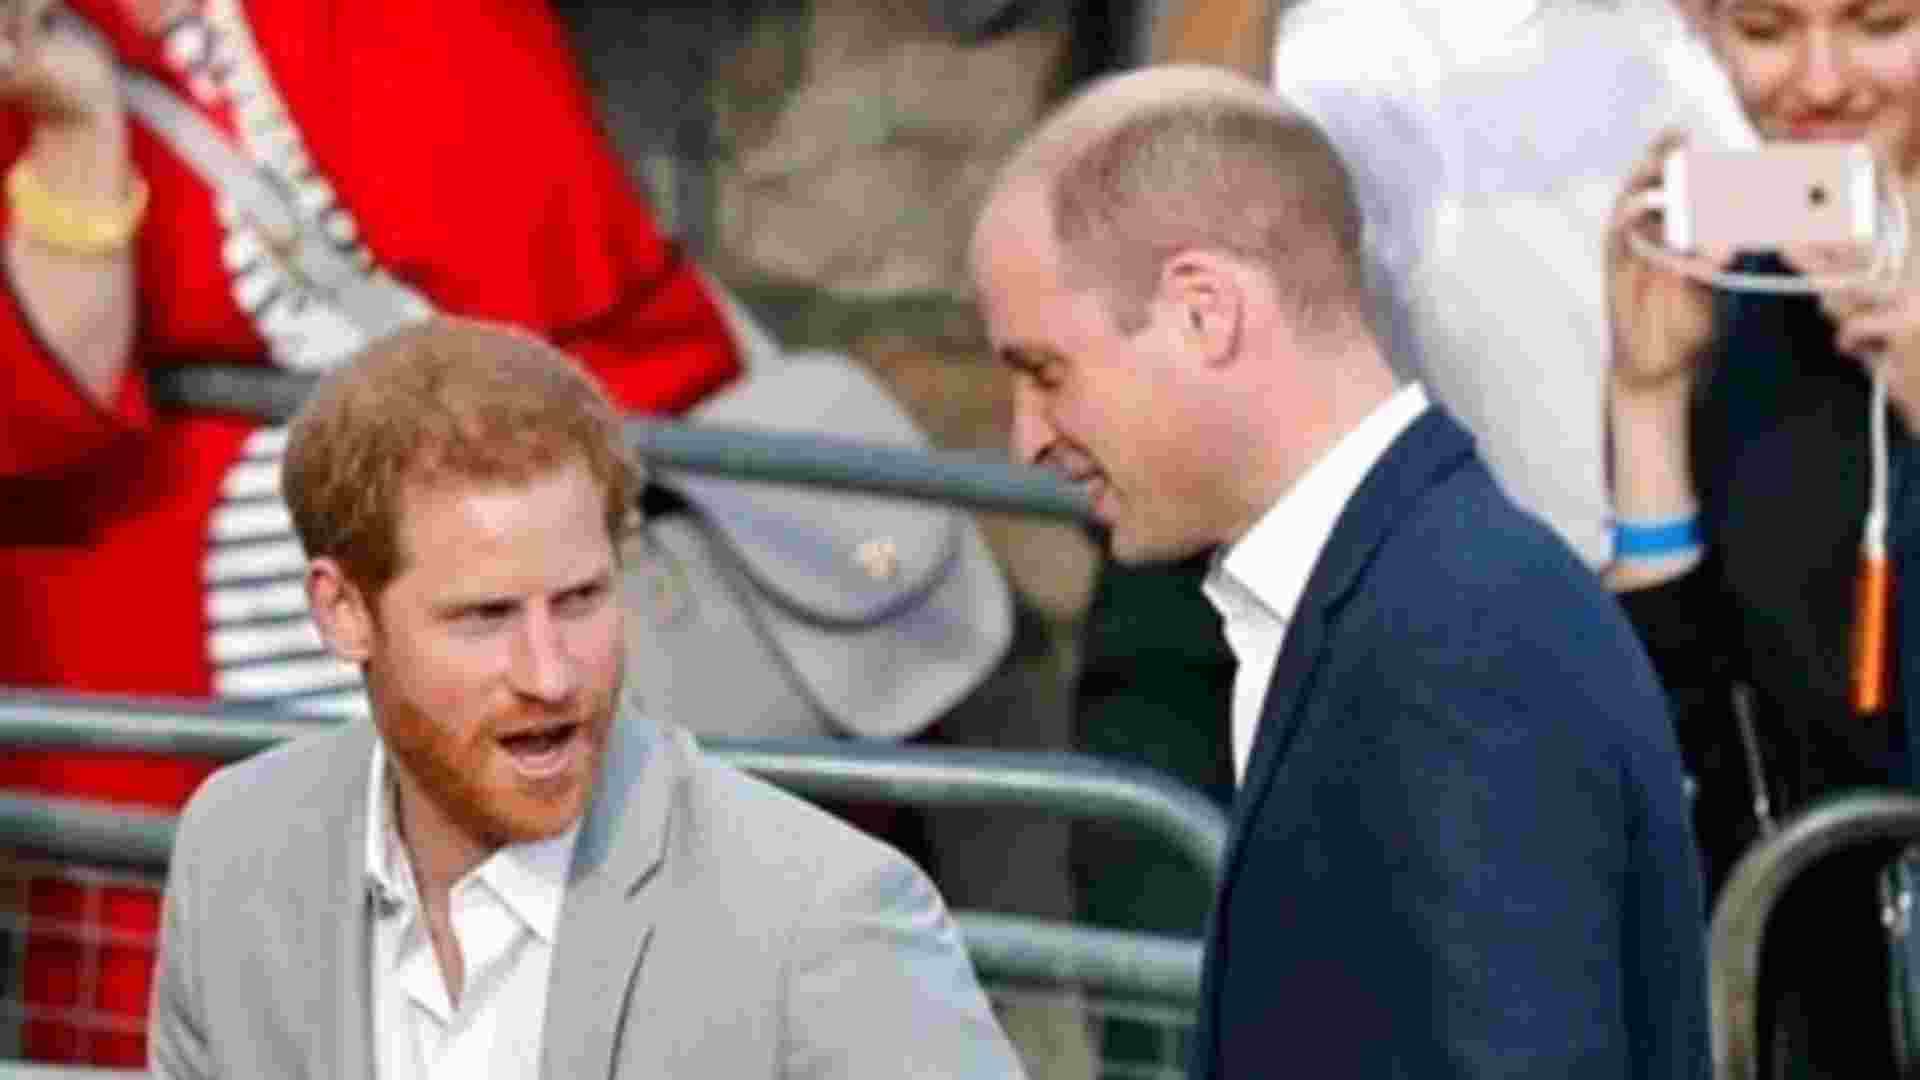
[626,289,1014,740]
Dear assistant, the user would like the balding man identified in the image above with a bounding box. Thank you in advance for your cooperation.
[972,66,1709,1079]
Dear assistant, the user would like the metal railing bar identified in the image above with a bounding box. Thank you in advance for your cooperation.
[146,364,1093,522]
[1709,788,1920,1079]
[0,796,173,876]
[712,741,1225,884]
[0,694,319,762]
[629,418,1092,521]
[0,691,1228,885]
[955,910,1201,1003]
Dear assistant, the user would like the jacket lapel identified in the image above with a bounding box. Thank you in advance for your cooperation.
[1230,409,1473,844]
[1196,408,1475,1068]
[540,693,675,1080]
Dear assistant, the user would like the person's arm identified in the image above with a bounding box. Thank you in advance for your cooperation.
[783,852,1027,1079]
[1603,132,1729,590]
[6,106,136,399]
[0,2,149,477]
[1332,590,1703,1078]
[1606,386,1705,589]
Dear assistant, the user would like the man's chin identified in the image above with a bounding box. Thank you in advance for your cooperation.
[1103,524,1206,568]
[487,790,591,845]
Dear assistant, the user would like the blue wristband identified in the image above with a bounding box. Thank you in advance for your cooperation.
[1614,514,1703,560]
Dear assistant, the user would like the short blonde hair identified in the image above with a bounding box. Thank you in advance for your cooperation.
[284,316,639,596]
[995,66,1368,338]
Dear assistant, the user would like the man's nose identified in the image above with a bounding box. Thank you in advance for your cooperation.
[508,608,579,705]
[1009,380,1056,467]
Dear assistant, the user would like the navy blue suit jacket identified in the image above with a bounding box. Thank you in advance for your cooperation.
[1189,408,1709,1079]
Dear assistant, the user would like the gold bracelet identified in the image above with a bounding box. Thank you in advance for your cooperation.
[6,156,149,258]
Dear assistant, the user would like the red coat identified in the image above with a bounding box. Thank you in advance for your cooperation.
[0,0,739,1063]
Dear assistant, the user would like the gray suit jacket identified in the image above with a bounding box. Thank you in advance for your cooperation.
[148,694,1025,1078]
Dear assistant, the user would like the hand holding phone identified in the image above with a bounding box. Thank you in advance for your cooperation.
[1609,131,1721,400]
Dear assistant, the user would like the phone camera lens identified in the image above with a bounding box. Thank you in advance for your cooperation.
[1810,185,1829,207]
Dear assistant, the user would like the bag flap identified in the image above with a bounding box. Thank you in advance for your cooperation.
[657,354,960,626]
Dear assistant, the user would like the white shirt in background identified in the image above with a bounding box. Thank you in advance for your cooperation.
[1272,0,1753,568]
[1204,383,1431,782]
[365,744,579,1080]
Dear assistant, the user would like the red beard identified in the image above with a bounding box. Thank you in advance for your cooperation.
[374,676,616,850]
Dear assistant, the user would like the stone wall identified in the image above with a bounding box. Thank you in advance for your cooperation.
[565,0,1101,627]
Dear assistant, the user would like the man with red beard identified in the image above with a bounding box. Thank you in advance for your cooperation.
[146,317,1024,1079]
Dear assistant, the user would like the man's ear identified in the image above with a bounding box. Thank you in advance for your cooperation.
[1158,249,1245,369]
[308,558,375,664]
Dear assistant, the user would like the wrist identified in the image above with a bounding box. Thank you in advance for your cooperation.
[1607,508,1705,589]
[26,108,130,202]
[7,138,148,258]
[1608,355,1695,405]
[1609,384,1696,523]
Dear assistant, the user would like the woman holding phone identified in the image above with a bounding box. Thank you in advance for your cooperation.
[1608,0,1920,1072]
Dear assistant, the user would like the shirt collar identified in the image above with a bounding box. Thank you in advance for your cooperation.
[1207,383,1430,626]
[365,741,579,945]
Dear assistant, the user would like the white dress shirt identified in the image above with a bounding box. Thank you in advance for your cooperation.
[1203,383,1430,783]
[1273,0,1753,567]
[365,745,579,1080]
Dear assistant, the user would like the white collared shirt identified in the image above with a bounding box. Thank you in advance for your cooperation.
[1203,383,1430,783]
[366,744,579,1080]
[1272,0,1752,568]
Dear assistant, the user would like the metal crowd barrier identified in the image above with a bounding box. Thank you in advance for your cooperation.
[1709,789,1920,1079]
[0,691,1224,886]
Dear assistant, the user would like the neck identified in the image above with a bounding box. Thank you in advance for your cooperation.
[391,773,494,911]
[1226,339,1400,544]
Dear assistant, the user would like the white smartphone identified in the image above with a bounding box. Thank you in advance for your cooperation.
[1662,143,1877,253]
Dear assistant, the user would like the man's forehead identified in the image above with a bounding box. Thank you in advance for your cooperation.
[976,180,1057,264]
[391,460,601,553]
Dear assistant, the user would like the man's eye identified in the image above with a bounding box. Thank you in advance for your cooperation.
[1861,11,1912,35]
[456,602,514,627]
[1731,18,1786,40]
[556,582,608,616]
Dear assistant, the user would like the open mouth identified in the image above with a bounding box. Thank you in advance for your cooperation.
[498,722,583,779]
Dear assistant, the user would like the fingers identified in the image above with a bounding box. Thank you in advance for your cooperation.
[0,0,58,90]
[1834,284,1920,359]
[1790,241,1905,328]
[1838,305,1904,359]
[1635,128,1689,190]
[1611,130,1691,256]
[12,0,53,49]
[0,0,26,74]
